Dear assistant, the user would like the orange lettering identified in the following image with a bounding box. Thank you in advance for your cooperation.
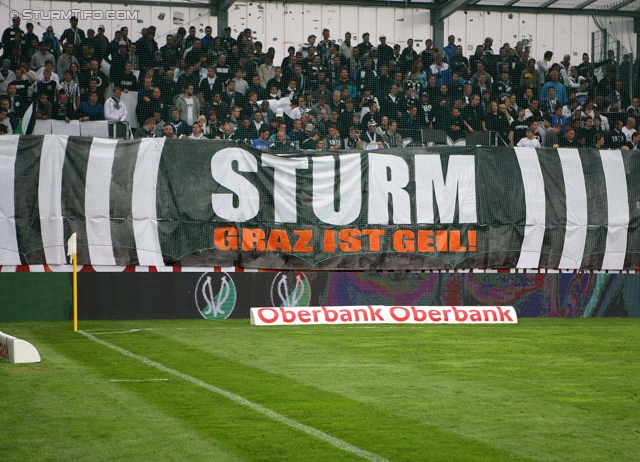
[417,230,435,252]
[362,229,385,251]
[449,230,466,252]
[214,227,238,250]
[436,230,448,252]
[266,229,292,252]
[394,230,414,252]
[293,230,314,252]
[242,228,266,251]
[339,229,362,252]
[468,230,477,252]
[324,230,336,252]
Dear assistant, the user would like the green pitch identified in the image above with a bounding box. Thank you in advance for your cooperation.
[1,319,639,461]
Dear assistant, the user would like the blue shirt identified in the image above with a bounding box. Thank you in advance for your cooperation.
[250,138,270,151]
[540,81,568,106]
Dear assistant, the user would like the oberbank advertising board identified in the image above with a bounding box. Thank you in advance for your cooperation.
[250,306,518,325]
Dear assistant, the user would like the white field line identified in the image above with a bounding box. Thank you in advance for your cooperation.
[85,325,392,335]
[79,330,389,462]
[110,378,169,382]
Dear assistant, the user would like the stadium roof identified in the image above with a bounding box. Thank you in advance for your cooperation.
[215,0,640,19]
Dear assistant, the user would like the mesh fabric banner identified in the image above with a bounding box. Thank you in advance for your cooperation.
[2,135,640,270]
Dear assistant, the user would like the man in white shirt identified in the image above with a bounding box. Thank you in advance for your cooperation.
[232,68,249,96]
[622,117,636,142]
[104,87,129,137]
[516,126,541,147]
[105,86,128,122]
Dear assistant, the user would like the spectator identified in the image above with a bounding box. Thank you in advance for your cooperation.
[594,132,607,149]
[251,126,272,151]
[205,92,230,122]
[104,86,128,137]
[235,115,258,142]
[80,59,109,99]
[324,123,343,150]
[509,107,529,146]
[428,53,452,86]
[287,119,305,142]
[621,117,637,142]
[462,95,487,133]
[188,121,206,140]
[443,35,457,60]
[57,43,79,77]
[60,17,86,57]
[516,127,541,147]
[52,90,75,121]
[134,118,157,138]
[168,106,190,137]
[34,69,61,103]
[540,71,568,106]
[398,105,421,135]
[152,109,167,137]
[0,107,13,134]
[2,16,23,53]
[162,123,177,138]
[221,80,246,109]
[560,127,578,147]
[175,84,200,127]
[77,91,105,121]
[116,62,139,93]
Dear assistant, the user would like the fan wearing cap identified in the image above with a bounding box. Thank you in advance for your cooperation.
[301,127,320,150]
[377,35,394,68]
[520,59,541,94]
[574,78,589,105]
[516,126,541,148]
[363,119,381,145]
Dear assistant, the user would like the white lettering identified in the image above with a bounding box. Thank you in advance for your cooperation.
[415,155,477,224]
[367,153,411,224]
[261,155,308,223]
[312,154,362,225]
[211,148,260,221]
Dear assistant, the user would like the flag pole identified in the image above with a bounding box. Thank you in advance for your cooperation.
[73,251,78,331]
[67,233,78,331]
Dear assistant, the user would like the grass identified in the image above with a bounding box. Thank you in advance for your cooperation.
[1,319,639,461]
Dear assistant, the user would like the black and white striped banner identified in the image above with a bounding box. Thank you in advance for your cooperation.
[1,135,166,267]
[0,136,639,271]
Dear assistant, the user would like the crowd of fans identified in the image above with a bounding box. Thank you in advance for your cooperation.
[2,14,640,150]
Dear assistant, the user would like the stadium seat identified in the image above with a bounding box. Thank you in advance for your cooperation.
[422,129,448,146]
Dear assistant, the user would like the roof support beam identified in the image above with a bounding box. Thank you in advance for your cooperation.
[463,4,640,17]
[504,0,521,6]
[431,0,477,24]
[220,0,237,13]
[612,0,638,9]
[575,0,601,8]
